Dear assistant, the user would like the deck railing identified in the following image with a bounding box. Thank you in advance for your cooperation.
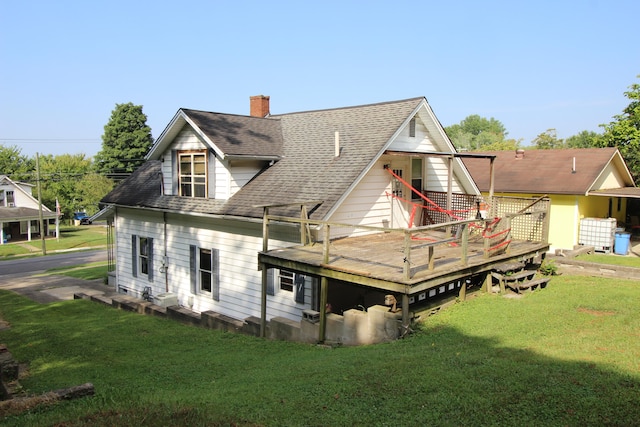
[260,195,549,280]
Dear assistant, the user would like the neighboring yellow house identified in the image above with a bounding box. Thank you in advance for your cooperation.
[463,147,639,252]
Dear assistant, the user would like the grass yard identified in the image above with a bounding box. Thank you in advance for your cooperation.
[0,275,638,426]
[575,251,640,267]
[0,225,108,259]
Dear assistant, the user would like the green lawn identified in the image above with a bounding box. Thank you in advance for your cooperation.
[0,275,638,426]
[0,225,108,259]
[575,251,640,267]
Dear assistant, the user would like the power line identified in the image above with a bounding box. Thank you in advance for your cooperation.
[1,138,100,143]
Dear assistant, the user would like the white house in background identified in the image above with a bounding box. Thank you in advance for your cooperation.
[99,96,481,330]
[0,174,58,244]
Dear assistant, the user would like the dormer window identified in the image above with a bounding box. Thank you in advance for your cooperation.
[5,190,15,207]
[179,150,207,197]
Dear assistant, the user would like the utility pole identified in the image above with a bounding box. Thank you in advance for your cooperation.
[36,152,46,255]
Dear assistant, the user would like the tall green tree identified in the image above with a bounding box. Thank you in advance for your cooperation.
[565,130,601,148]
[0,144,34,181]
[532,128,564,149]
[445,115,508,151]
[94,102,154,180]
[600,76,640,184]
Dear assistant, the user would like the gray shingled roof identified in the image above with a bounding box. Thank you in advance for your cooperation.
[102,97,425,220]
[182,109,284,158]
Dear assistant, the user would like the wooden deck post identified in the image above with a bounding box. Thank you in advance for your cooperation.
[489,157,495,200]
[402,293,410,334]
[319,277,328,343]
[484,272,492,293]
[461,223,469,266]
[504,216,512,254]
[403,229,411,280]
[319,224,331,343]
[446,155,453,235]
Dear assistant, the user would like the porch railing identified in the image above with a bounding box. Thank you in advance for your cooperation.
[260,195,549,280]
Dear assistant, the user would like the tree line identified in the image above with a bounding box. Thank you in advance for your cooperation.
[445,75,640,184]
[2,76,640,220]
[0,103,153,222]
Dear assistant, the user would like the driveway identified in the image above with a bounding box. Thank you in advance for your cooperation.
[0,249,113,304]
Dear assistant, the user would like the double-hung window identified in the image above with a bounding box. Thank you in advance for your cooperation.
[179,150,207,197]
[6,191,14,207]
[131,235,154,282]
[190,245,219,300]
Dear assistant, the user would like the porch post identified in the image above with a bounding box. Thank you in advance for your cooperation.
[447,155,453,235]
[0,221,4,245]
[489,157,495,200]
[401,293,410,335]
[318,224,331,343]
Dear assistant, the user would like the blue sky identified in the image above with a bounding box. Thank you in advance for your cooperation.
[1,0,638,158]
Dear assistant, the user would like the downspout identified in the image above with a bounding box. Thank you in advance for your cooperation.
[163,211,169,293]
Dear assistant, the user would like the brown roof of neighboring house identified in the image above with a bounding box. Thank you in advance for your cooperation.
[462,147,631,195]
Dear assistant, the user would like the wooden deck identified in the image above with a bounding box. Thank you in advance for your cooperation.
[260,230,549,295]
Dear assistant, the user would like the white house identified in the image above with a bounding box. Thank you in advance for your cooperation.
[101,96,497,340]
[0,175,58,244]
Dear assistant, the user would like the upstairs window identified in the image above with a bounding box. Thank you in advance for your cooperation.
[6,191,15,207]
[179,150,207,197]
[411,158,423,201]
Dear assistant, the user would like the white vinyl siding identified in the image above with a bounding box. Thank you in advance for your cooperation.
[230,160,265,195]
[329,159,394,238]
[114,208,307,322]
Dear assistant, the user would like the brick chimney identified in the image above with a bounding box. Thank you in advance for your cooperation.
[250,95,270,117]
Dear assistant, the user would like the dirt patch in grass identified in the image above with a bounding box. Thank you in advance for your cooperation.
[577,307,616,316]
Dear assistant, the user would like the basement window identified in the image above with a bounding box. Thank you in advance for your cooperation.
[279,269,294,292]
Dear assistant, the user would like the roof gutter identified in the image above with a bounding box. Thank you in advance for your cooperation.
[98,203,266,225]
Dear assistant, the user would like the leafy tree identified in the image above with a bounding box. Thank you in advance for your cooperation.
[480,138,522,152]
[39,154,113,222]
[565,130,601,148]
[533,128,564,149]
[600,76,640,184]
[446,115,507,151]
[0,144,34,180]
[94,102,154,180]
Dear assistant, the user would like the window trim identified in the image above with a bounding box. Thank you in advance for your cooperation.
[411,158,423,201]
[190,245,219,301]
[178,149,208,198]
[278,269,294,292]
[132,235,154,282]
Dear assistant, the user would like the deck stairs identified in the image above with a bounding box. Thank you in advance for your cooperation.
[491,261,550,294]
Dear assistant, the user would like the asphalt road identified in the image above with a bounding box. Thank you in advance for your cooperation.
[0,249,112,303]
[0,249,107,277]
